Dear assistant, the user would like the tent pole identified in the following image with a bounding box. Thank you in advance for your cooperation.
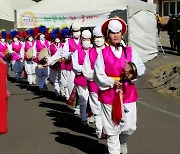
[14,10,17,29]
[127,6,129,45]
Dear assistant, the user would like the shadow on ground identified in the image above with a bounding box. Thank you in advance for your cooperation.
[8,76,66,102]
[51,131,108,154]
[8,76,107,153]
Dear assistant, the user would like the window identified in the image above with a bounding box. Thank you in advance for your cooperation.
[162,1,180,16]
[177,2,180,14]
[163,2,169,16]
[170,2,175,14]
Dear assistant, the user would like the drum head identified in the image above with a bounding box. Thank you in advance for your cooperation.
[26,47,33,59]
[125,62,137,80]
[38,48,48,61]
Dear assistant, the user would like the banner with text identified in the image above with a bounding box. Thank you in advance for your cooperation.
[16,9,127,28]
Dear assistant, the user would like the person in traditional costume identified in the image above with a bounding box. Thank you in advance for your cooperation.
[23,28,36,85]
[94,18,146,154]
[82,26,106,139]
[33,25,50,91]
[59,25,72,99]
[0,29,10,76]
[71,30,92,126]
[63,21,82,114]
[48,27,64,96]
[9,29,24,82]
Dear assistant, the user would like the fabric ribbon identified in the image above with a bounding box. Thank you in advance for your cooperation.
[112,90,123,125]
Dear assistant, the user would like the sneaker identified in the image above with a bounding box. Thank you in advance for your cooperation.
[32,82,36,85]
[97,133,102,140]
[88,116,95,123]
[74,108,80,115]
[97,131,107,140]
[121,143,127,154]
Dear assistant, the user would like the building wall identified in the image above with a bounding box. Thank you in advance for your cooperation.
[142,0,180,16]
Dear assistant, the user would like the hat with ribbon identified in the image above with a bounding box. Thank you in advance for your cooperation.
[23,28,34,40]
[10,29,22,39]
[101,17,127,38]
[0,29,8,39]
[34,25,47,39]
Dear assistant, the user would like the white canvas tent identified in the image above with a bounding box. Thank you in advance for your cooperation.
[16,0,158,62]
[120,0,158,62]
[0,0,36,32]
[0,0,14,21]
[0,0,36,22]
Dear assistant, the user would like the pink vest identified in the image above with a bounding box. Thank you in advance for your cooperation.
[0,42,8,59]
[65,38,82,71]
[88,48,99,93]
[74,48,87,87]
[11,41,23,61]
[98,46,138,105]
[49,43,64,70]
[35,40,49,63]
[24,41,34,61]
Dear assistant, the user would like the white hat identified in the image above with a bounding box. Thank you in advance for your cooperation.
[71,22,80,31]
[93,26,103,37]
[108,20,122,33]
[82,30,91,39]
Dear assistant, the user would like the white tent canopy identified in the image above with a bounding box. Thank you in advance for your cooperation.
[120,0,157,62]
[0,0,14,21]
[16,0,158,62]
[0,0,36,21]
[6,0,36,11]
[27,0,126,13]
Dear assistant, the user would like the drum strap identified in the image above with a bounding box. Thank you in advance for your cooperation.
[120,43,127,59]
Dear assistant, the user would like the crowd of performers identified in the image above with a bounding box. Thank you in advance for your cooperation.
[0,17,146,154]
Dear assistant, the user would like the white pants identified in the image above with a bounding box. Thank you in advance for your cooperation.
[101,102,137,154]
[12,60,24,80]
[67,70,75,99]
[25,61,37,84]
[50,69,61,94]
[35,66,49,89]
[60,70,69,98]
[120,102,137,144]
[89,92,103,135]
[76,86,89,122]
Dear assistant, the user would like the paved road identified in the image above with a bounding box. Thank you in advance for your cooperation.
[0,52,180,154]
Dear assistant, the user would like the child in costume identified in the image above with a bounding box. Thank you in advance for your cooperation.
[23,28,36,85]
[71,30,92,126]
[82,26,106,138]
[49,28,64,96]
[9,29,24,82]
[33,25,50,91]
